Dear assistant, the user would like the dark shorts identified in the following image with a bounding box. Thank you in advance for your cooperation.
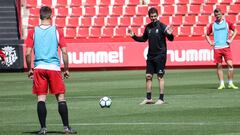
[146,54,167,75]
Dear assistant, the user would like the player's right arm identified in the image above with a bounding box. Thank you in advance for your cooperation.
[25,30,34,79]
[128,27,148,42]
[205,23,214,46]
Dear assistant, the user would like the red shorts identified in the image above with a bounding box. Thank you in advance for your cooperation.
[214,48,233,63]
[32,69,65,95]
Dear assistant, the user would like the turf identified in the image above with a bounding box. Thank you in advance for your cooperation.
[1,69,240,135]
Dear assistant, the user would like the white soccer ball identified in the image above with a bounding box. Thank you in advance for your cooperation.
[99,96,112,108]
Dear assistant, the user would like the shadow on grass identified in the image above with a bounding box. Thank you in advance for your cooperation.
[22,130,65,134]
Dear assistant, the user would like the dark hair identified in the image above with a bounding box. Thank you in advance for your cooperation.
[148,7,158,16]
[40,6,52,20]
[214,8,222,14]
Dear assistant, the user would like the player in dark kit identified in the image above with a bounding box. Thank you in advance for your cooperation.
[128,7,174,105]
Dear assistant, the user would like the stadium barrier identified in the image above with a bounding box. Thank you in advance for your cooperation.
[22,40,240,70]
[0,44,24,72]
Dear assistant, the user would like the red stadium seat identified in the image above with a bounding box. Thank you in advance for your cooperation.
[145,16,151,24]
[29,8,40,17]
[235,0,240,4]
[26,0,37,8]
[192,26,205,36]
[176,0,189,5]
[124,6,136,16]
[220,0,232,4]
[41,0,52,7]
[236,25,240,35]
[110,6,123,16]
[102,27,114,37]
[97,6,109,16]
[148,0,160,5]
[106,17,118,27]
[84,0,96,6]
[89,27,101,38]
[201,5,213,15]
[92,17,105,27]
[171,16,183,26]
[119,17,131,27]
[162,5,174,16]
[178,26,191,36]
[162,0,174,5]
[65,28,76,38]
[197,15,209,26]
[54,17,66,28]
[84,7,96,17]
[238,16,240,24]
[80,17,92,27]
[71,7,82,17]
[215,5,227,13]
[99,0,111,6]
[132,17,144,26]
[159,16,170,24]
[77,27,89,38]
[184,16,196,26]
[175,5,188,15]
[28,18,39,28]
[67,17,79,27]
[113,0,125,5]
[188,5,201,15]
[191,0,204,5]
[56,0,68,7]
[114,27,127,37]
[205,0,218,4]
[127,0,141,5]
[136,6,148,16]
[228,4,240,14]
[225,15,236,24]
[70,0,82,7]
[140,26,145,34]
[57,8,69,17]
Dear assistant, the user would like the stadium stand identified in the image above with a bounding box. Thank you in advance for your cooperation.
[20,0,240,40]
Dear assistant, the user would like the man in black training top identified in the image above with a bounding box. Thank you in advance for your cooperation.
[128,7,174,105]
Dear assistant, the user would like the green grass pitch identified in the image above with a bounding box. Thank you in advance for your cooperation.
[1,69,240,135]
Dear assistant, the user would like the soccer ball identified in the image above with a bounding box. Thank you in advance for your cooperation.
[99,96,112,108]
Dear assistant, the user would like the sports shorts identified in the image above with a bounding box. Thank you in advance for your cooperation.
[32,69,65,95]
[214,47,232,63]
[146,54,167,76]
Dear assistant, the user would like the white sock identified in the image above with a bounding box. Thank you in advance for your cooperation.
[228,80,233,85]
[220,80,224,85]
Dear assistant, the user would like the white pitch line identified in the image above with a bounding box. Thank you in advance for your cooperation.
[1,122,240,127]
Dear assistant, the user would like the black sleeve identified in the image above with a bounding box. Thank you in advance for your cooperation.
[166,33,174,41]
[131,27,148,42]
[160,22,174,41]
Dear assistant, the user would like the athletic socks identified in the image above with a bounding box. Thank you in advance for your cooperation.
[146,92,152,100]
[37,101,47,128]
[159,94,164,101]
[58,101,69,127]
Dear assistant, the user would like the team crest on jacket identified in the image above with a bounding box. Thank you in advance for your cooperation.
[156,29,159,33]
[2,46,18,67]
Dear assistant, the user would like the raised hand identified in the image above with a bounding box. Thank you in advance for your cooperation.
[127,28,134,37]
[166,25,174,35]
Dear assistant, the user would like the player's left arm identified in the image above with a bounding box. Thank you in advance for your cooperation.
[25,30,34,79]
[164,25,174,41]
[58,28,69,79]
[227,21,238,45]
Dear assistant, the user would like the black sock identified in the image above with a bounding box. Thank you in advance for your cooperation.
[58,101,69,127]
[159,94,164,101]
[146,92,152,100]
[37,101,47,128]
